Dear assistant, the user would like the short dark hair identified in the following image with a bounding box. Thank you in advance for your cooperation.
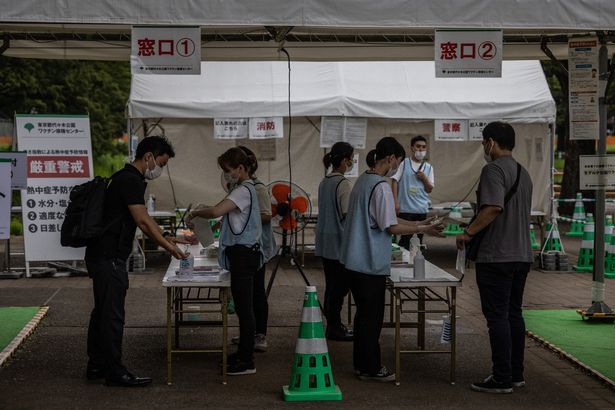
[410,135,427,146]
[217,147,252,171]
[135,136,175,159]
[482,122,515,150]
[375,137,405,161]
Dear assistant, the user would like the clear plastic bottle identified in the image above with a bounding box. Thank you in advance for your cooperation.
[409,234,421,260]
[147,194,156,213]
[178,253,194,276]
[413,248,425,279]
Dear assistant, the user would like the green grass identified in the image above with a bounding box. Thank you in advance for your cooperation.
[524,309,615,382]
[0,307,41,351]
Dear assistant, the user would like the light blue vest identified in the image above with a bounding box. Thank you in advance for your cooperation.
[340,172,392,276]
[315,174,347,261]
[218,180,264,270]
[398,158,432,214]
[254,179,277,261]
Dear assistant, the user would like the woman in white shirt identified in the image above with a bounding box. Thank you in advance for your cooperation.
[188,147,264,376]
[340,137,444,382]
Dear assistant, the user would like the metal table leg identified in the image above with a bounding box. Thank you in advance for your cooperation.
[166,287,173,385]
[450,286,457,385]
[418,288,425,350]
[395,288,401,386]
[221,288,228,385]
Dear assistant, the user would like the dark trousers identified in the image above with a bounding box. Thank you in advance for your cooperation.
[322,257,351,330]
[398,212,427,249]
[226,245,261,362]
[85,254,129,378]
[253,263,268,335]
[349,270,386,375]
[475,262,530,383]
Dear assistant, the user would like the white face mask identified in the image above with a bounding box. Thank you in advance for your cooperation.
[385,158,399,177]
[345,159,354,174]
[144,155,163,180]
[223,171,239,186]
[414,150,427,161]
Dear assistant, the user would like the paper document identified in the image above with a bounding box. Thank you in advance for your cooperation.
[193,217,214,247]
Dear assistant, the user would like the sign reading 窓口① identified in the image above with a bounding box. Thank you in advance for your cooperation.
[131,26,201,75]
[16,114,93,262]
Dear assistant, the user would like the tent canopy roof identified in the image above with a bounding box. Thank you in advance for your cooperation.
[128,60,556,123]
[2,1,615,60]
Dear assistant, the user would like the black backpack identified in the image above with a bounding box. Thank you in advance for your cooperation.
[60,176,114,248]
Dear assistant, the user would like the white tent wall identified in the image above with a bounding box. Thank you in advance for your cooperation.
[142,118,550,214]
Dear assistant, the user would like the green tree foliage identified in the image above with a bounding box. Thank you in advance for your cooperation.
[0,56,130,162]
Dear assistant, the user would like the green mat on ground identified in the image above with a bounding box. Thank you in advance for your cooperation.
[524,309,615,381]
[0,307,41,351]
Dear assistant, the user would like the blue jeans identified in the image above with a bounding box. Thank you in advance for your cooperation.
[475,262,530,383]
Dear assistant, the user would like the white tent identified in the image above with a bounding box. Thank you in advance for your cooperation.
[128,60,555,213]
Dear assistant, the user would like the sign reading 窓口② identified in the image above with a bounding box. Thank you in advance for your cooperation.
[131,26,201,75]
[435,29,502,78]
[16,114,93,262]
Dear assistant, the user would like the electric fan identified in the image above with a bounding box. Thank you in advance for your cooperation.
[268,181,312,235]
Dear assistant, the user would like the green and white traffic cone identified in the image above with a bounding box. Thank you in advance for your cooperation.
[566,193,586,237]
[605,215,614,246]
[530,224,540,250]
[543,223,563,253]
[283,286,342,402]
[575,213,594,273]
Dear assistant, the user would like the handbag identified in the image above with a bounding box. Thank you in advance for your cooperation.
[466,162,521,261]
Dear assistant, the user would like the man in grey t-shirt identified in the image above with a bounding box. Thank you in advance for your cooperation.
[456,122,533,394]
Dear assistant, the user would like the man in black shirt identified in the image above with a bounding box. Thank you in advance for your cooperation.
[85,136,188,387]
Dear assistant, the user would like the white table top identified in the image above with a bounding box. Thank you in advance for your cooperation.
[151,210,177,218]
[388,249,462,288]
[162,244,230,288]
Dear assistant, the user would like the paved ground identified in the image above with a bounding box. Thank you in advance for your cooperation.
[1,232,615,409]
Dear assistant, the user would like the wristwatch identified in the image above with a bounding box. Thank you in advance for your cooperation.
[463,227,474,237]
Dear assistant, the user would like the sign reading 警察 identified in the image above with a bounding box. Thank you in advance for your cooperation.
[16,114,93,262]
[435,29,502,78]
[131,26,201,75]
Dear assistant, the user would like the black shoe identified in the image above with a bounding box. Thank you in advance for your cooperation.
[86,366,106,381]
[105,372,153,387]
[326,324,353,341]
[471,375,513,394]
[226,360,256,376]
[357,366,396,382]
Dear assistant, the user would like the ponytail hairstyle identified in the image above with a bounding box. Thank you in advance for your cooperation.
[217,147,252,171]
[237,145,258,177]
[375,137,405,161]
[323,141,354,170]
[365,149,377,169]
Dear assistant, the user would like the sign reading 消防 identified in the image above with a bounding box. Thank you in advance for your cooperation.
[16,114,93,262]
[434,120,469,141]
[249,117,284,139]
[320,117,367,149]
[435,29,502,78]
[568,37,599,140]
[131,26,201,75]
[0,160,12,239]
[214,118,249,139]
[0,152,27,189]
[579,155,615,190]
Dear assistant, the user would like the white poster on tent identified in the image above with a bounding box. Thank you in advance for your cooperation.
[0,161,12,239]
[0,152,28,189]
[435,29,503,78]
[249,117,284,139]
[131,26,201,75]
[568,37,599,140]
[16,114,93,262]
[320,117,367,149]
[434,120,468,141]
[468,120,498,141]
[214,118,249,139]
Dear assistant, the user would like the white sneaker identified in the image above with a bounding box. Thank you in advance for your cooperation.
[254,333,268,352]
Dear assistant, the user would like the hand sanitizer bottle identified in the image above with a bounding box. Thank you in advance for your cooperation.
[410,234,420,260]
[413,248,425,279]
[147,194,156,213]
